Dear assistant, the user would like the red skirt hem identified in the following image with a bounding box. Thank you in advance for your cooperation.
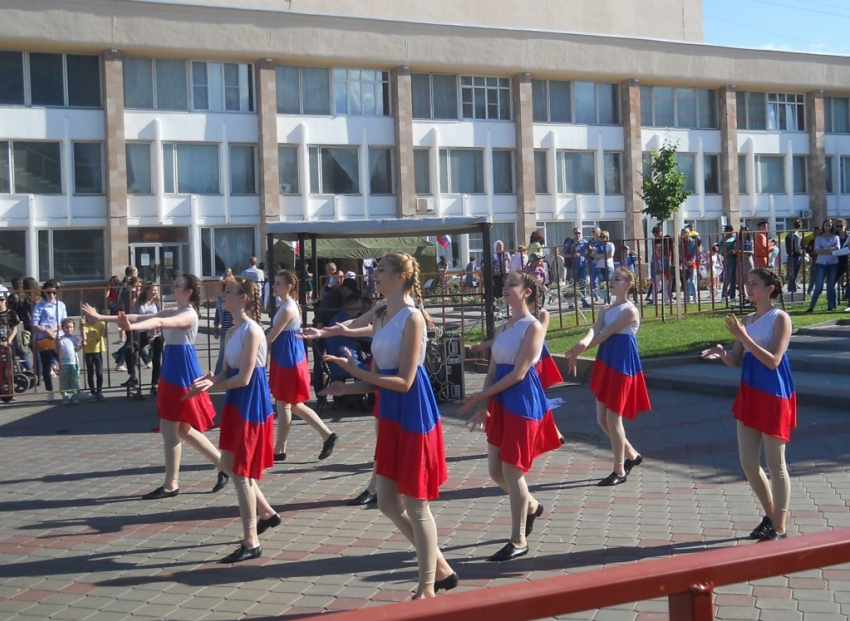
[589,361,651,420]
[219,404,275,480]
[270,357,312,404]
[375,418,447,500]
[157,380,216,432]
[485,399,561,472]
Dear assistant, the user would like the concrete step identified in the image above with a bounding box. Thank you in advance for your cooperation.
[785,348,850,374]
[795,324,850,338]
[787,335,850,352]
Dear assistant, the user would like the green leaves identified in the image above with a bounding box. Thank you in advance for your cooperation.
[638,140,691,224]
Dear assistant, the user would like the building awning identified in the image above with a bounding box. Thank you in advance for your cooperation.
[266,216,492,239]
[272,237,436,260]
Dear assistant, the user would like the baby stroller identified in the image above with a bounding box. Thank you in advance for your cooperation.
[0,346,36,403]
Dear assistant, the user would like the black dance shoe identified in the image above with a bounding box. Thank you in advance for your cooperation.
[318,433,338,460]
[597,472,627,487]
[749,515,774,540]
[274,452,287,462]
[758,527,787,542]
[212,471,229,493]
[488,542,528,562]
[347,490,378,506]
[257,513,281,535]
[434,572,459,592]
[624,454,643,474]
[142,486,179,500]
[525,503,544,537]
[220,543,262,564]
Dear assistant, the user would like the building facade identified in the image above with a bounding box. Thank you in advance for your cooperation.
[1,0,849,285]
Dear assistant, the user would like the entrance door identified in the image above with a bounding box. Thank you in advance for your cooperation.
[131,244,183,287]
[160,245,181,288]
[133,245,159,283]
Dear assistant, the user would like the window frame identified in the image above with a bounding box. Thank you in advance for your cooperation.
[332,69,391,117]
[556,150,597,195]
[72,141,105,196]
[825,97,850,134]
[459,75,511,121]
[0,51,102,109]
[438,148,486,194]
[413,148,431,196]
[200,226,256,279]
[37,228,106,283]
[492,149,516,195]
[640,85,718,129]
[0,140,64,195]
[532,79,619,125]
[603,151,623,195]
[191,61,254,113]
[368,146,395,196]
[738,91,805,132]
[126,142,153,195]
[277,145,300,195]
[792,155,807,195]
[755,154,786,194]
[309,145,361,196]
[228,143,258,196]
[162,142,222,195]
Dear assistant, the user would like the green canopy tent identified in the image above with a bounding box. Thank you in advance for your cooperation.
[272,236,436,262]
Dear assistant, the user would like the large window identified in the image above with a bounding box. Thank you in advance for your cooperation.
[533,79,618,125]
[38,228,105,282]
[201,226,255,278]
[229,145,256,195]
[411,73,459,120]
[278,146,299,194]
[72,142,104,195]
[756,155,785,194]
[309,146,360,194]
[413,149,431,195]
[162,143,220,194]
[640,86,717,129]
[603,152,622,195]
[439,149,485,194]
[825,97,850,134]
[126,143,152,194]
[0,230,26,281]
[192,62,253,112]
[0,141,62,194]
[793,156,807,194]
[738,154,748,194]
[0,51,100,108]
[275,66,331,115]
[677,153,697,194]
[333,69,390,117]
[460,76,511,121]
[737,92,804,131]
[534,150,548,194]
[492,150,515,195]
[704,154,720,195]
[557,151,596,194]
[368,147,394,195]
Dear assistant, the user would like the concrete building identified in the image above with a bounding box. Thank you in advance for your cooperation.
[0,0,848,286]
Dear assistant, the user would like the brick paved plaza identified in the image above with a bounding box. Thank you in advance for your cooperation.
[1,371,849,621]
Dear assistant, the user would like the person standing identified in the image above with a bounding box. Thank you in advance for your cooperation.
[56,318,82,405]
[721,225,738,302]
[186,277,280,563]
[566,268,650,486]
[268,270,338,462]
[84,274,229,499]
[701,268,796,540]
[32,280,67,402]
[241,257,265,286]
[491,241,510,299]
[138,282,164,395]
[81,313,106,401]
[833,219,849,311]
[784,220,803,294]
[322,252,457,597]
[806,219,840,312]
[755,221,770,268]
[213,279,234,375]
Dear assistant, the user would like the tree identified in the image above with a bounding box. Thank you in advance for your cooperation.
[638,140,691,225]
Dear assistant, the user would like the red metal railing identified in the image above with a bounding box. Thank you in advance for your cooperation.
[305,528,850,621]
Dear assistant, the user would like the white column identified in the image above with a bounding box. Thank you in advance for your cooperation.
[696,136,705,218]
[221,122,230,224]
[485,128,494,218]
[64,117,72,225]
[548,130,557,218]
[154,119,164,224]
[596,133,605,219]
[360,126,369,220]
[299,123,309,220]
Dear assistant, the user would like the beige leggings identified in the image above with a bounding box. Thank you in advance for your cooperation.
[161,420,221,490]
[737,421,790,531]
[376,476,444,590]
[219,451,274,547]
[596,401,637,475]
[275,401,332,452]
[487,444,537,545]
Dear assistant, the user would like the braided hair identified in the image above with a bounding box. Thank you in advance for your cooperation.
[748,267,785,310]
[513,270,543,313]
[179,273,203,315]
[376,252,433,325]
[276,269,299,299]
[233,276,262,324]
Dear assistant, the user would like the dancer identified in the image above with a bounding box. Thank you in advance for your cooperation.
[566,268,650,486]
[460,270,562,562]
[267,270,337,462]
[186,277,279,562]
[701,268,796,540]
[83,274,228,499]
[322,252,456,598]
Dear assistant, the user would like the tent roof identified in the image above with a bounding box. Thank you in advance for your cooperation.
[273,237,435,260]
[266,216,491,239]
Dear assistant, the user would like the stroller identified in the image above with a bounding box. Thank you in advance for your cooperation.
[0,346,36,403]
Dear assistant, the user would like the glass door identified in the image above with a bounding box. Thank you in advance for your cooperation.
[132,245,159,283]
[160,245,181,288]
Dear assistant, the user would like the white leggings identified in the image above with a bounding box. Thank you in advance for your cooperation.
[219,451,274,546]
[737,421,790,528]
[487,444,536,544]
[161,420,221,489]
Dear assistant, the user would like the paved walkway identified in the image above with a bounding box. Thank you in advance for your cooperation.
[1,368,849,620]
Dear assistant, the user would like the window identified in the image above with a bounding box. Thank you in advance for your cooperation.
[534,150,548,194]
[557,151,596,194]
[369,147,394,195]
[275,66,332,115]
[333,69,390,116]
[309,146,360,194]
[841,157,850,194]
[413,149,430,195]
[29,53,64,107]
[793,156,807,194]
[573,81,620,125]
[0,51,25,105]
[201,226,255,278]
[825,97,850,134]
[492,222,517,252]
[0,230,26,281]
[192,62,253,112]
[756,155,785,194]
[72,142,104,195]
[768,93,805,131]
[704,154,720,195]
[278,146,299,194]
[154,59,188,111]
[0,51,100,108]
[66,55,101,108]
[230,145,256,195]
[163,143,220,194]
[826,156,834,194]
[641,152,652,183]
[603,152,622,195]
[492,150,514,194]
[738,155,748,194]
[460,76,510,120]
[677,153,696,193]
[737,91,767,131]
[0,141,63,194]
[531,79,571,123]
[640,86,717,128]
[541,222,574,248]
[438,149,484,194]
[124,58,188,110]
[37,228,105,282]
[123,57,154,109]
[411,73,458,120]
[126,143,152,194]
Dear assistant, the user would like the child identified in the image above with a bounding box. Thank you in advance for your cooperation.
[650,241,670,305]
[56,318,82,405]
[81,314,106,401]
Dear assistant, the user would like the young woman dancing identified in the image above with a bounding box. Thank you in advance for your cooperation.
[322,252,456,598]
[83,274,228,499]
[566,268,650,487]
[267,270,338,462]
[460,270,562,562]
[186,277,280,562]
[701,268,796,540]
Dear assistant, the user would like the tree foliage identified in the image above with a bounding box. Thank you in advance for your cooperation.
[638,140,691,224]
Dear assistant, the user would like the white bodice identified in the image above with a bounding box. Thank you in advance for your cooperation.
[278,298,301,331]
[372,306,426,370]
[162,307,198,345]
[745,308,783,349]
[492,315,541,365]
[224,320,267,369]
[603,301,639,336]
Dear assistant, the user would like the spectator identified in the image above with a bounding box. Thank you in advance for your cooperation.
[561,232,576,283]
[785,219,803,293]
[213,278,234,375]
[437,256,449,292]
[510,245,528,271]
[547,246,566,286]
[491,241,511,298]
[721,225,738,302]
[525,254,547,289]
[594,230,615,303]
[755,221,770,267]
[622,245,638,275]
[56,317,82,405]
[322,262,343,296]
[833,219,849,311]
[32,279,67,401]
[81,312,105,402]
[680,227,698,304]
[220,267,233,281]
[768,239,779,269]
[0,287,21,386]
[569,228,591,308]
[463,256,480,293]
[105,275,120,316]
[738,226,755,300]
[805,227,821,295]
[807,219,840,312]
[528,231,544,258]
[650,241,671,305]
[241,256,265,285]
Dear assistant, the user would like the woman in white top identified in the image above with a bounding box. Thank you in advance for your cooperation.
[807,219,840,312]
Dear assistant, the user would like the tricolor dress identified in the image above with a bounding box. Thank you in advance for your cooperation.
[589,301,651,420]
[269,299,311,404]
[486,315,562,472]
[732,308,796,442]
[372,306,447,500]
[219,320,275,480]
[536,343,564,389]
[157,308,216,431]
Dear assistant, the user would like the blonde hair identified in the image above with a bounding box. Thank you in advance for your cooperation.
[276,269,299,298]
[232,276,262,324]
[375,252,431,325]
[512,270,543,313]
